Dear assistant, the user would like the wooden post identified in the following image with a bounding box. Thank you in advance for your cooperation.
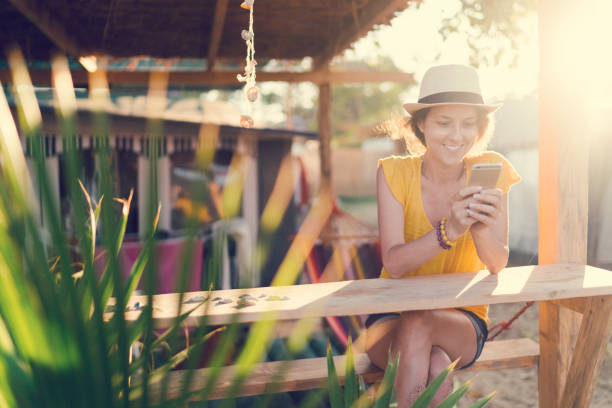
[137,155,150,240]
[538,1,602,406]
[157,155,171,232]
[318,81,332,191]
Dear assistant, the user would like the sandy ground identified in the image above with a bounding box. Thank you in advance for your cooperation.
[455,302,612,407]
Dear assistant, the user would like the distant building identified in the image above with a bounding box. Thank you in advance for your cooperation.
[17,104,316,288]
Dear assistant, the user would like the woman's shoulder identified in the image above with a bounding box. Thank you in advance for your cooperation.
[377,154,420,169]
[377,155,421,204]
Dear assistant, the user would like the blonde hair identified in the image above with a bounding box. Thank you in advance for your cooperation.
[380,107,495,156]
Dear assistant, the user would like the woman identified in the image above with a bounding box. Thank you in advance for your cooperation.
[365,64,520,406]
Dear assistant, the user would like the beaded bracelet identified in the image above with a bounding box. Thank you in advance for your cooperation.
[436,217,454,250]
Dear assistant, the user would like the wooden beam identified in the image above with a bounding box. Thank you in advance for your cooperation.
[312,0,415,71]
[550,298,587,314]
[206,0,230,72]
[0,69,414,86]
[149,338,538,401]
[7,0,81,56]
[537,0,593,407]
[318,81,332,191]
[561,295,612,407]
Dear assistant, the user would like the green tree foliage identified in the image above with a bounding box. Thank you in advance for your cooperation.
[439,0,538,67]
[293,56,410,147]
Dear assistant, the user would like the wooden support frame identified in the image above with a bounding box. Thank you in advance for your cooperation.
[538,1,611,406]
[206,0,230,72]
[0,69,414,87]
[318,80,332,191]
[7,0,81,56]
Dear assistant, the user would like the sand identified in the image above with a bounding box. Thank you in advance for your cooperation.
[455,302,612,407]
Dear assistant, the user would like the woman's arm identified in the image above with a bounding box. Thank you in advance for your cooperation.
[377,166,442,278]
[467,189,510,274]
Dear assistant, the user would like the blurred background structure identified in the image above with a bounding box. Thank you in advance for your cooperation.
[3,0,612,300]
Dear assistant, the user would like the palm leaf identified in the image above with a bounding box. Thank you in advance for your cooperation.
[410,359,458,408]
[344,336,358,408]
[468,391,496,408]
[327,342,343,408]
[436,380,472,408]
[372,350,399,408]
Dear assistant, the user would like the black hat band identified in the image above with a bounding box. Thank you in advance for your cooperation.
[418,91,484,105]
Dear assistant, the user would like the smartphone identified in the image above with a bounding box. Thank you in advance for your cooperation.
[467,163,502,189]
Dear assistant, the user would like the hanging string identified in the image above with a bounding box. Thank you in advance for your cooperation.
[238,0,257,128]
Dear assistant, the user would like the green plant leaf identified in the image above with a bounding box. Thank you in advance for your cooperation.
[436,380,472,408]
[344,336,358,408]
[327,342,343,408]
[123,202,160,301]
[410,359,458,408]
[358,375,367,397]
[371,350,399,408]
[468,391,496,408]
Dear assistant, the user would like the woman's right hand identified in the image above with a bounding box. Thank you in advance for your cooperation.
[446,186,483,241]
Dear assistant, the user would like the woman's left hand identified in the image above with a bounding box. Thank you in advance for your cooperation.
[467,188,503,230]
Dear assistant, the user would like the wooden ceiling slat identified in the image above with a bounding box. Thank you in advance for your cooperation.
[0,69,414,86]
[7,0,81,56]
[207,0,230,72]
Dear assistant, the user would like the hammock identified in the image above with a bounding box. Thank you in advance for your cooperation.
[303,201,381,350]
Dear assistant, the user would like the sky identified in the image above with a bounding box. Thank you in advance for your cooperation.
[345,0,540,102]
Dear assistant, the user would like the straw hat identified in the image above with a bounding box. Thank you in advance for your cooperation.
[403,64,501,115]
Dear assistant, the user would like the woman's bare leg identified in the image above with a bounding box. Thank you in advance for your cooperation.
[365,309,477,408]
[429,346,453,406]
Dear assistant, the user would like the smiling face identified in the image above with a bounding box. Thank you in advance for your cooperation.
[417,105,483,165]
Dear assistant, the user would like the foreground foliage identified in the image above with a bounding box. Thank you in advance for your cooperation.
[326,338,494,408]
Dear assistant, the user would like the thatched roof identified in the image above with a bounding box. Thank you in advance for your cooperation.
[1,0,414,66]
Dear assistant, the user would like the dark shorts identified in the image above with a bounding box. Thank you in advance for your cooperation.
[364,308,488,370]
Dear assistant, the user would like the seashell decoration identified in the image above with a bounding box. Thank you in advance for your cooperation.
[239,0,256,127]
[241,29,253,41]
[240,0,254,10]
[246,86,259,102]
[184,295,208,304]
[240,115,254,128]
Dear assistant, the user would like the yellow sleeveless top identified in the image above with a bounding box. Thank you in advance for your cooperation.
[377,151,521,324]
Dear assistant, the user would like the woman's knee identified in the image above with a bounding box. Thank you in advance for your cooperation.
[396,310,433,336]
[428,346,453,383]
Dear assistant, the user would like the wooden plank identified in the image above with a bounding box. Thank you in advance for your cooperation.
[318,81,332,190]
[206,0,230,72]
[7,0,81,56]
[561,295,612,407]
[0,69,415,87]
[103,264,612,328]
[150,338,538,401]
[550,297,587,314]
[537,0,591,405]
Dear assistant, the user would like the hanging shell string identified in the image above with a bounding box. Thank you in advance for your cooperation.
[238,0,257,128]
